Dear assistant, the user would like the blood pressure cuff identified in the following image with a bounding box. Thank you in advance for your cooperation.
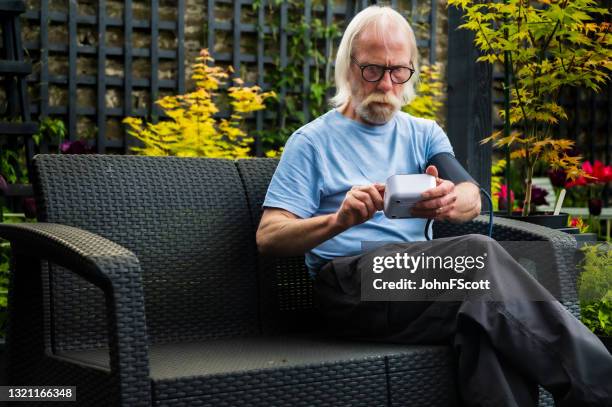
[426,152,480,187]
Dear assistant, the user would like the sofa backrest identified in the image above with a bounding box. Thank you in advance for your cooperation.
[236,158,320,334]
[33,154,260,350]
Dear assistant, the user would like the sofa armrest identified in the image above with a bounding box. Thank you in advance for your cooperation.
[434,215,579,317]
[0,222,151,407]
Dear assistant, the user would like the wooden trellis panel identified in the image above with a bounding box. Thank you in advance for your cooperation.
[19,1,438,156]
[22,0,186,154]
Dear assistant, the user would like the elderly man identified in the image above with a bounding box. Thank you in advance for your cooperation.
[257,5,612,407]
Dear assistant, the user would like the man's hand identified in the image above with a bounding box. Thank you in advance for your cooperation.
[410,166,457,221]
[332,183,385,231]
[257,183,385,256]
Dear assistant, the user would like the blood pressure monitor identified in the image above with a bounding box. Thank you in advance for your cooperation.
[383,174,436,219]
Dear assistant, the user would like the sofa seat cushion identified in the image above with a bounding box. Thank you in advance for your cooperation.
[57,334,458,406]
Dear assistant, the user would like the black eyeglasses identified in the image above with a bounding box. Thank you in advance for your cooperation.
[351,57,415,84]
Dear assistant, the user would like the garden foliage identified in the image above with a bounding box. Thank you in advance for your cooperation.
[402,63,445,123]
[449,0,611,215]
[578,244,612,336]
[123,49,276,158]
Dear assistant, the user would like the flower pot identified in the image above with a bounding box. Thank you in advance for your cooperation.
[494,211,569,229]
[560,228,599,243]
[574,232,599,243]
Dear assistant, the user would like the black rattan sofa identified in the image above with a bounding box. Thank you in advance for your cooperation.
[0,155,578,406]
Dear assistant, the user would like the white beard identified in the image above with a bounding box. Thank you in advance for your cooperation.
[355,100,399,124]
[351,85,402,125]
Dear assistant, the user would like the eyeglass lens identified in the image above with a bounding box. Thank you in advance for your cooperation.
[362,65,412,83]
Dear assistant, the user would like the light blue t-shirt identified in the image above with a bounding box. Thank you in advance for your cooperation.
[263,109,455,276]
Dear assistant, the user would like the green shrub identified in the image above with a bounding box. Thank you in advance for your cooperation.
[0,210,35,339]
[578,243,612,336]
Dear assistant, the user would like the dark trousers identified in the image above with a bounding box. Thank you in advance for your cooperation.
[312,234,612,407]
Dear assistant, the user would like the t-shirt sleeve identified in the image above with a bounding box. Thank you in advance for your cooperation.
[425,121,455,161]
[262,132,324,219]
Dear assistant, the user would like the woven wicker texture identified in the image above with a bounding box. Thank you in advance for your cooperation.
[389,368,458,407]
[1,155,580,406]
[11,355,116,407]
[59,335,450,379]
[236,158,320,334]
[1,222,151,406]
[33,154,260,349]
[152,374,389,407]
[57,334,455,406]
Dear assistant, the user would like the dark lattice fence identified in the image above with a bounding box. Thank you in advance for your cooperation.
[21,0,186,154]
[17,0,440,156]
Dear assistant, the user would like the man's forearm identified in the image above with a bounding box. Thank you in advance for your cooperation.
[258,184,385,257]
[257,212,345,257]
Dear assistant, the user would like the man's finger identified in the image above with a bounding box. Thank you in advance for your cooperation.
[349,190,377,217]
[354,184,384,211]
[347,198,370,219]
[434,207,455,222]
[436,204,454,217]
[412,201,454,218]
[422,180,454,199]
[414,194,457,210]
[375,183,386,202]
